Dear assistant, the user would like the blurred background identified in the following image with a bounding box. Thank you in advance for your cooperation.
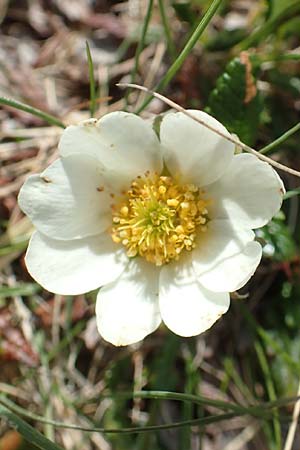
[0,0,300,449]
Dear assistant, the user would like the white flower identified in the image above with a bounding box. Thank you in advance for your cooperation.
[18,111,284,346]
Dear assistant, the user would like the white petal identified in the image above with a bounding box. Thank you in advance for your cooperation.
[25,232,128,295]
[18,155,112,240]
[96,259,161,346]
[206,153,285,229]
[160,110,234,186]
[59,113,163,189]
[159,261,229,337]
[192,220,262,292]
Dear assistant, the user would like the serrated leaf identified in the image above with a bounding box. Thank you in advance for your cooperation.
[206,54,263,145]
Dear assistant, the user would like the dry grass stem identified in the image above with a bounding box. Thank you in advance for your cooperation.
[117,82,300,178]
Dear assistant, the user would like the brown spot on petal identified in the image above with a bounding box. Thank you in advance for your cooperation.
[97,186,105,192]
[41,176,52,183]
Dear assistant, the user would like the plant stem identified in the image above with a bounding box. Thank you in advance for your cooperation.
[86,41,96,117]
[135,0,223,113]
[259,122,300,154]
[0,403,64,450]
[158,0,176,60]
[0,97,65,128]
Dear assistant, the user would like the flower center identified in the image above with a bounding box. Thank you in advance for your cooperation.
[110,173,210,266]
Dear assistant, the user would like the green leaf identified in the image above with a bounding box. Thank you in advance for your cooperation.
[85,41,96,118]
[257,214,297,262]
[0,403,64,450]
[206,55,263,145]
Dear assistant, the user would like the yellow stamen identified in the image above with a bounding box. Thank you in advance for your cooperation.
[110,174,210,265]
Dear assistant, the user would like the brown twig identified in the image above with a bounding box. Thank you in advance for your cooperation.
[117,82,300,178]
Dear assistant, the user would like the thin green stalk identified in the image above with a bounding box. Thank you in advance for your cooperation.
[47,320,86,362]
[0,395,238,434]
[257,53,300,63]
[255,341,282,450]
[0,390,294,437]
[238,2,300,51]
[135,0,223,113]
[284,188,300,200]
[132,0,154,82]
[223,358,255,403]
[239,303,300,373]
[125,0,154,106]
[259,122,300,154]
[0,97,65,128]
[0,283,40,298]
[158,0,176,60]
[0,403,64,450]
[0,240,28,256]
[86,41,96,117]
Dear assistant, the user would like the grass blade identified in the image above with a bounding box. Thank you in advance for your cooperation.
[1,391,296,436]
[0,403,64,450]
[158,0,176,60]
[239,2,300,51]
[255,341,282,449]
[284,188,300,200]
[0,97,65,128]
[259,122,300,154]
[135,0,223,113]
[0,283,40,298]
[124,0,154,106]
[86,41,96,117]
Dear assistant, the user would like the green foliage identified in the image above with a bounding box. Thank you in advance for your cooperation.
[268,68,300,97]
[0,403,64,450]
[257,212,297,262]
[206,28,247,51]
[0,283,40,298]
[172,1,197,25]
[260,278,300,397]
[85,41,96,117]
[266,0,300,21]
[239,0,300,50]
[136,0,223,113]
[206,56,263,145]
[284,188,300,200]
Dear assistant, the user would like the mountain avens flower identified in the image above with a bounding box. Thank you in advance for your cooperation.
[18,111,284,346]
